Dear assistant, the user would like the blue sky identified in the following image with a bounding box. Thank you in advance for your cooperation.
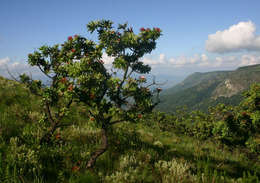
[1,0,260,85]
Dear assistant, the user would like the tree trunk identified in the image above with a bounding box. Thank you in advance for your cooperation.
[86,128,108,169]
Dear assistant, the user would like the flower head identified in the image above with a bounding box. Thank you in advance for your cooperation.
[157,88,162,92]
[139,76,146,81]
[154,27,161,32]
[72,165,80,172]
[140,27,145,32]
[90,93,95,99]
[68,84,74,91]
[55,133,61,140]
[68,36,73,41]
[60,77,67,84]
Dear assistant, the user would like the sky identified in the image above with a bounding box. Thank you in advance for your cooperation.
[1,0,260,87]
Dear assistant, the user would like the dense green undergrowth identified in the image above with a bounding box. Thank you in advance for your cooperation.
[0,76,260,182]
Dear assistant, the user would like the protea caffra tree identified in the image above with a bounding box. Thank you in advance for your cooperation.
[20,20,162,168]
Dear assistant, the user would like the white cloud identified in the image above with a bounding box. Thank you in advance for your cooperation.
[239,54,260,66]
[0,57,41,79]
[0,57,10,66]
[141,52,260,71]
[102,53,114,65]
[205,21,260,53]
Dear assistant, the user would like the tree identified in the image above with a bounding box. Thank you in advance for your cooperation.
[20,20,162,168]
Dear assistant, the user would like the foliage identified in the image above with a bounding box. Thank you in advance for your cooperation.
[19,19,162,169]
[158,64,260,112]
[0,22,260,183]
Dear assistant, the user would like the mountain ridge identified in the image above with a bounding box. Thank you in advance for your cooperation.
[158,64,260,112]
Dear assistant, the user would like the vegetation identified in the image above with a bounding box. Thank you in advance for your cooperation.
[0,21,260,182]
[158,64,260,112]
[19,19,162,169]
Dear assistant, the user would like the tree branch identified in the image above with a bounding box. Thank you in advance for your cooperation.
[109,119,127,125]
[37,64,53,79]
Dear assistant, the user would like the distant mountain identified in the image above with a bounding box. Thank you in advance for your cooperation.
[157,64,260,112]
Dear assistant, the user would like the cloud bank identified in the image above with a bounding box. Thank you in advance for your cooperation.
[140,53,260,69]
[205,21,260,53]
[0,57,41,79]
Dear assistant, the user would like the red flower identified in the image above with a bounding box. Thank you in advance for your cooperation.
[242,112,247,116]
[138,114,142,119]
[72,165,80,172]
[154,27,161,32]
[68,84,73,91]
[90,93,95,99]
[139,76,146,81]
[60,77,67,83]
[90,117,95,121]
[157,88,162,92]
[55,133,61,139]
[140,27,145,32]
[71,49,76,53]
[68,36,73,41]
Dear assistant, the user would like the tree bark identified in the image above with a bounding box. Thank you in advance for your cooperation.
[86,127,108,169]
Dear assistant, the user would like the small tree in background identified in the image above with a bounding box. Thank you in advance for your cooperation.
[20,20,162,168]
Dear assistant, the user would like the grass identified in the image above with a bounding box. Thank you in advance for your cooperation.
[0,76,260,182]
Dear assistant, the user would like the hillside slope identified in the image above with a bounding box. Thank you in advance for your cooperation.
[158,64,260,112]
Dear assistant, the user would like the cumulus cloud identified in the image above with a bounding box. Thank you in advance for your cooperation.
[0,57,10,66]
[102,53,114,65]
[0,57,41,79]
[141,53,260,70]
[206,21,260,53]
[239,54,260,66]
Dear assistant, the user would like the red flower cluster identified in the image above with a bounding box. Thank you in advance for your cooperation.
[71,49,76,53]
[154,27,161,32]
[72,165,80,172]
[140,27,145,32]
[55,133,61,140]
[139,76,146,81]
[157,88,162,92]
[242,112,247,116]
[90,93,95,99]
[99,60,104,64]
[68,84,74,91]
[60,77,67,84]
[68,36,73,41]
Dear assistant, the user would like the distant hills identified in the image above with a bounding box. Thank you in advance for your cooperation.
[157,64,260,112]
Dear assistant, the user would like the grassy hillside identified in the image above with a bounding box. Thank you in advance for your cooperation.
[158,64,260,113]
[0,76,260,182]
